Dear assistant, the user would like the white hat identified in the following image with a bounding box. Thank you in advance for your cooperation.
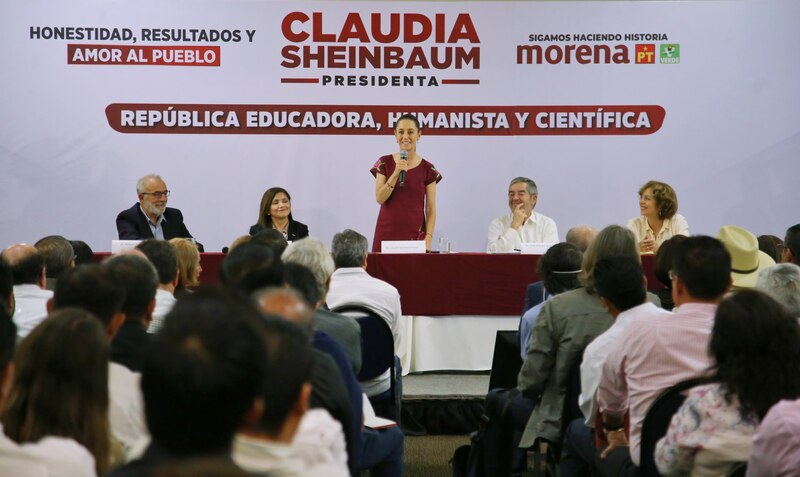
[717,225,776,288]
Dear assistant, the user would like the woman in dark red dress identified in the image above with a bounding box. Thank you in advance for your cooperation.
[371,114,442,252]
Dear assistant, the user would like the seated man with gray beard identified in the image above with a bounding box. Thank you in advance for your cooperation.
[116,174,203,251]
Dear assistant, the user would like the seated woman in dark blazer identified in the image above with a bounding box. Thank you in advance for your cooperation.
[249,187,309,241]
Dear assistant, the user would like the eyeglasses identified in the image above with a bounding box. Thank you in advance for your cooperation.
[142,190,170,198]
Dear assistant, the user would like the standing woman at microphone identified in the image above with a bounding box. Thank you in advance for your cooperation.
[371,113,442,252]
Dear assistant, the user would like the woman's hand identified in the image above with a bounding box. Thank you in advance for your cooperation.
[425,234,432,252]
[639,236,657,253]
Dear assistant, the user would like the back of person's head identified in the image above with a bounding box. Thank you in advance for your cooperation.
[103,254,158,320]
[757,264,800,317]
[69,240,94,265]
[34,235,74,279]
[580,225,638,294]
[220,241,283,295]
[538,242,582,295]
[709,289,800,420]
[565,225,597,252]
[252,316,313,436]
[281,238,334,299]
[1,244,44,285]
[654,234,688,288]
[142,288,266,455]
[251,229,289,258]
[785,224,800,265]
[758,235,784,264]
[137,239,179,285]
[254,287,314,338]
[53,264,126,328]
[331,229,369,268]
[0,261,13,318]
[2,308,110,474]
[169,238,202,288]
[593,255,646,312]
[282,262,322,310]
[671,236,731,300]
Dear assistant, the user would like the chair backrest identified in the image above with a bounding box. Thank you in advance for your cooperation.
[639,377,707,477]
[330,304,394,381]
[488,330,523,391]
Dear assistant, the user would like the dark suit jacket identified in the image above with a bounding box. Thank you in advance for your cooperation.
[249,220,309,242]
[521,280,548,315]
[116,203,204,251]
[110,320,150,373]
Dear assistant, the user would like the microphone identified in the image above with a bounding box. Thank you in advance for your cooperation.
[399,151,408,187]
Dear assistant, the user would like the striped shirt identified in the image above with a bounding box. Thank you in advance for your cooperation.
[597,302,716,465]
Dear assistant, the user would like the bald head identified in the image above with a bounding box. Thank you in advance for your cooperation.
[1,244,45,287]
[255,287,313,337]
[566,226,598,252]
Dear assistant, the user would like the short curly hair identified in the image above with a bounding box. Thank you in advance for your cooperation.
[639,180,678,219]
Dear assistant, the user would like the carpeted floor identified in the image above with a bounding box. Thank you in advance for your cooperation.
[404,434,470,477]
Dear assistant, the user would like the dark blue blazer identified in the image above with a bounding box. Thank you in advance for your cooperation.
[521,280,549,315]
[116,203,203,251]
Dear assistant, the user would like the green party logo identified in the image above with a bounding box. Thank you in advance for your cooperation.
[660,44,680,64]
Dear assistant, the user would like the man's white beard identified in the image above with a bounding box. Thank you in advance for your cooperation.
[143,201,166,217]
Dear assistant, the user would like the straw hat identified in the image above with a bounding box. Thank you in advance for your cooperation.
[717,225,776,288]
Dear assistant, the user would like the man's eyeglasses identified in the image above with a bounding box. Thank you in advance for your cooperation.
[142,190,170,198]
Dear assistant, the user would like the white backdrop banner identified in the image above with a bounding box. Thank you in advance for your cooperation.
[1,0,798,252]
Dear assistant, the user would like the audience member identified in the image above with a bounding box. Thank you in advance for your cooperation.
[256,287,404,477]
[282,238,362,375]
[482,225,651,477]
[234,315,348,476]
[0,307,96,477]
[104,254,159,372]
[116,174,203,251]
[717,225,775,290]
[136,240,180,333]
[220,241,282,296]
[655,290,800,475]
[2,308,113,475]
[782,223,800,265]
[69,239,94,265]
[520,226,595,315]
[1,243,52,339]
[758,234,784,263]
[327,229,403,398]
[566,225,598,252]
[109,288,266,477]
[256,286,361,473]
[251,228,290,257]
[518,242,583,358]
[34,235,74,290]
[652,234,688,310]
[747,397,800,476]
[595,235,731,475]
[488,177,558,252]
[757,263,800,317]
[169,237,203,297]
[50,265,147,458]
[562,254,669,475]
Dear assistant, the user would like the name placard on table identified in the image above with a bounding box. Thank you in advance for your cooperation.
[520,242,555,255]
[111,240,142,253]
[381,240,426,254]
